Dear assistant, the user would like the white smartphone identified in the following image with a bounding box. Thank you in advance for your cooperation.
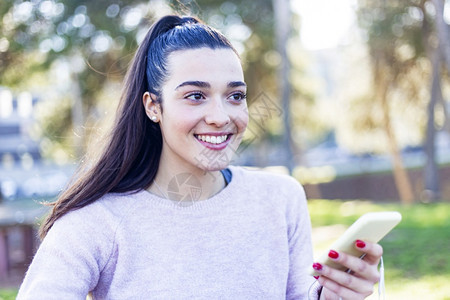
[310,211,402,276]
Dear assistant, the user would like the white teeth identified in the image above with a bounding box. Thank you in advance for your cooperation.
[196,135,228,144]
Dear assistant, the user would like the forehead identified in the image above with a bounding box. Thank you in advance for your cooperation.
[165,48,244,85]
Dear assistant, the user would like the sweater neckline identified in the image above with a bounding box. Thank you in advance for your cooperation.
[136,166,241,211]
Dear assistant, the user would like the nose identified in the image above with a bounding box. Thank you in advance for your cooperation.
[204,98,231,127]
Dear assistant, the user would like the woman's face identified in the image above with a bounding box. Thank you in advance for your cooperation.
[144,48,249,174]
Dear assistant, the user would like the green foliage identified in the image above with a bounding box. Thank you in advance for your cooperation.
[357,0,429,61]
[0,289,17,300]
[0,0,154,159]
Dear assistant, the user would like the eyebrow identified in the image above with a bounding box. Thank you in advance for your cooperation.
[174,80,247,90]
[175,81,210,90]
[228,81,247,88]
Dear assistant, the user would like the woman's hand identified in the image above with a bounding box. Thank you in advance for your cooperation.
[312,240,383,300]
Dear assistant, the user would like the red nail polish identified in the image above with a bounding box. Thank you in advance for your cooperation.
[313,276,319,279]
[328,250,339,259]
[356,240,366,248]
[312,262,323,271]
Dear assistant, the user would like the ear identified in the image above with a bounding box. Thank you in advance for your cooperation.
[143,92,161,122]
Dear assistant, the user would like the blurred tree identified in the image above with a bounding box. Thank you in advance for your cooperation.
[424,0,450,201]
[356,0,450,203]
[432,0,450,73]
[273,0,295,173]
[432,0,450,134]
[0,0,158,159]
[424,43,442,201]
[0,0,175,157]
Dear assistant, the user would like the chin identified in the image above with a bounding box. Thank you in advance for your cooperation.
[194,155,233,173]
[199,163,230,172]
[192,144,238,172]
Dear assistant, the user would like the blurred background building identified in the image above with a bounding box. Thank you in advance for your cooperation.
[0,87,71,202]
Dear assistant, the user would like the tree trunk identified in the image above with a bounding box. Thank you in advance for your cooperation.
[273,0,295,174]
[432,0,450,133]
[439,94,450,132]
[423,50,442,201]
[376,64,415,204]
[432,0,450,74]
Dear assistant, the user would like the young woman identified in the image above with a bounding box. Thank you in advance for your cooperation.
[18,15,382,299]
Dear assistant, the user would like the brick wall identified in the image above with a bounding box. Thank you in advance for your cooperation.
[303,165,450,202]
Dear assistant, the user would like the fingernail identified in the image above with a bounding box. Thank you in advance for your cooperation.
[328,249,339,259]
[356,240,366,248]
[312,262,323,271]
[313,275,319,279]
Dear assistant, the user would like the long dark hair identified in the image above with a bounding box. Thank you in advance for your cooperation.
[40,15,237,239]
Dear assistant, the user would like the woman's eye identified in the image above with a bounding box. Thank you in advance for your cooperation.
[229,92,247,102]
[185,92,205,101]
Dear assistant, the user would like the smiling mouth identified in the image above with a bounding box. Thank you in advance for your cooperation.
[194,134,231,145]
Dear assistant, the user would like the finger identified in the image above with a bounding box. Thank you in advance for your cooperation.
[312,261,374,296]
[318,276,372,300]
[354,240,383,265]
[326,249,380,283]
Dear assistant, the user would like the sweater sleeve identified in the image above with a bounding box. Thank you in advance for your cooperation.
[285,180,319,300]
[17,205,115,300]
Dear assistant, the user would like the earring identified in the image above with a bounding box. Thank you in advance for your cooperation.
[151,116,157,122]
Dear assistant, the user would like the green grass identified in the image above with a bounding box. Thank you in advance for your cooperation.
[0,289,17,300]
[308,199,450,300]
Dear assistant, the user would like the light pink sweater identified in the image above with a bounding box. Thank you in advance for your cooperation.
[18,166,317,299]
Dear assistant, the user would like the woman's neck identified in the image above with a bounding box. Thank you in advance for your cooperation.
[148,163,226,202]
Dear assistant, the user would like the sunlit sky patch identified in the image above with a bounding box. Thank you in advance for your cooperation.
[292,0,356,50]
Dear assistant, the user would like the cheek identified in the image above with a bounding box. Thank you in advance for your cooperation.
[161,106,204,135]
[233,109,249,133]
